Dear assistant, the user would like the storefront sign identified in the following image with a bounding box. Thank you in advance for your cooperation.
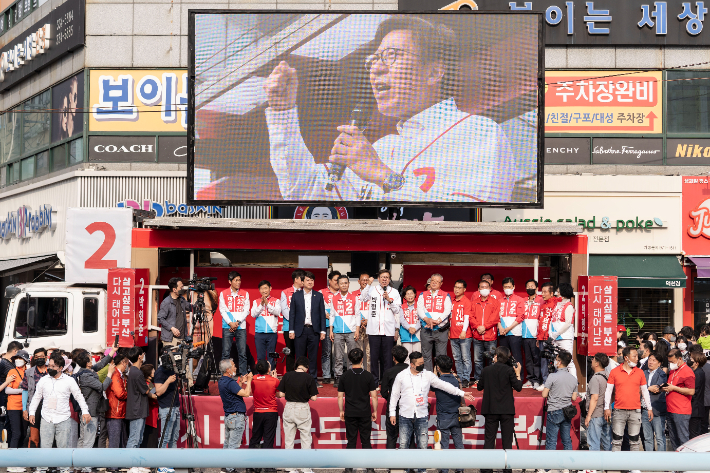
[667,139,710,165]
[681,176,710,255]
[0,204,56,239]
[592,138,663,164]
[116,199,224,217]
[158,136,187,163]
[400,0,710,45]
[545,138,590,164]
[88,136,156,162]
[485,178,681,254]
[107,268,135,348]
[545,71,663,134]
[577,275,617,356]
[89,70,187,132]
[134,268,149,347]
[0,0,84,92]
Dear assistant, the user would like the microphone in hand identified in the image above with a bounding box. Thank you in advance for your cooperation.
[325,103,371,191]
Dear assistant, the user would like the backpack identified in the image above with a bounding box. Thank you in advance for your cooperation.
[70,372,83,414]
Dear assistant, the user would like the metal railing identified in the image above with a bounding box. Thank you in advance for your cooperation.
[0,449,704,471]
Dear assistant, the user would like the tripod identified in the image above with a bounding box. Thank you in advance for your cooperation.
[158,348,202,449]
[190,292,216,392]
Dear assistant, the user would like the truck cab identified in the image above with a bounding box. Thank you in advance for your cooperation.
[3,283,107,353]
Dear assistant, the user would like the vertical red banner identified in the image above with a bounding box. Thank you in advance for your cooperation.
[107,268,136,347]
[577,276,589,356]
[586,275,618,356]
[134,268,150,347]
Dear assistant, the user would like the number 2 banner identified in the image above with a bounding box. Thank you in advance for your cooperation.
[65,208,133,284]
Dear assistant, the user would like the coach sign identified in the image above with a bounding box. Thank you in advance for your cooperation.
[0,0,84,92]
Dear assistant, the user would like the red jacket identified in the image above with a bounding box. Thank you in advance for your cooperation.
[470,296,501,341]
[537,296,562,341]
[106,370,128,419]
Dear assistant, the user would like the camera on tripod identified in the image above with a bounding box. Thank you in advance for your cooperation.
[268,347,291,365]
[160,336,205,377]
[540,339,562,360]
[186,275,217,294]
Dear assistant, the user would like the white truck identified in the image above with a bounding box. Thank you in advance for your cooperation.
[2,282,109,353]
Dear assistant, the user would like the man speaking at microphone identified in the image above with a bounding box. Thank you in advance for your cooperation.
[264,16,515,203]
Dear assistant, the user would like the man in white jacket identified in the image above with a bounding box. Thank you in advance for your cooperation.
[359,269,401,385]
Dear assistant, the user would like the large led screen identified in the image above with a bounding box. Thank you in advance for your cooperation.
[189,11,543,207]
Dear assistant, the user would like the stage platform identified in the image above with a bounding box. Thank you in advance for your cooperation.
[182,382,579,450]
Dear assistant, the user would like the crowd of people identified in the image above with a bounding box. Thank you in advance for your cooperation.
[1,267,709,473]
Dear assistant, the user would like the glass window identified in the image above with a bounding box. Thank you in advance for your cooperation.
[36,150,48,177]
[667,71,710,133]
[693,279,710,332]
[617,288,674,341]
[23,90,51,155]
[83,297,98,333]
[51,144,66,172]
[14,296,68,338]
[20,155,34,180]
[69,138,83,165]
[0,109,22,164]
[7,162,19,184]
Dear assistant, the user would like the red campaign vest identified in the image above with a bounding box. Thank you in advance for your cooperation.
[552,301,573,323]
[320,288,336,305]
[332,292,358,317]
[524,297,543,320]
[423,290,449,313]
[283,287,296,309]
[402,305,418,325]
[537,297,561,341]
[222,288,247,312]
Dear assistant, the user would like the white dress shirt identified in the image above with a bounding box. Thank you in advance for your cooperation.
[265,98,516,203]
[28,373,89,424]
[303,289,313,325]
[389,369,464,419]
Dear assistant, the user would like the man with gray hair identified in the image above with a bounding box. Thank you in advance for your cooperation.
[417,273,452,371]
[218,359,252,470]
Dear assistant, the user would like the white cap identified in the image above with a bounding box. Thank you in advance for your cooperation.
[90,344,104,354]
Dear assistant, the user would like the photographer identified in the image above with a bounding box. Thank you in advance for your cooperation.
[154,356,179,449]
[476,346,522,473]
[249,360,280,451]
[218,359,252,464]
[432,355,463,473]
[540,350,578,452]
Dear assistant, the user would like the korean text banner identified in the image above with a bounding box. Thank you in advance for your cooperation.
[190,12,543,207]
[89,69,187,132]
[107,268,136,348]
[545,71,662,134]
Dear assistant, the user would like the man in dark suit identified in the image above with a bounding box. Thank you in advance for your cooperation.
[476,346,522,473]
[642,351,667,451]
[289,271,327,386]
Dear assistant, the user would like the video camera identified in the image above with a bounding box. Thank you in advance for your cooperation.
[483,347,518,368]
[540,339,562,360]
[160,336,205,377]
[186,276,217,294]
[268,347,291,364]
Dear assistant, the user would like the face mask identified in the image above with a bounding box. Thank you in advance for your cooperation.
[650,340,656,347]
[678,343,687,351]
[670,335,677,343]
[627,361,637,368]
[35,358,45,367]
[92,355,101,363]
[526,288,536,296]
[47,369,58,377]
[14,359,24,368]
[504,288,514,296]
[142,355,146,363]
[669,362,679,371]
[479,289,490,297]
[415,364,424,372]
[617,356,624,363]
[554,360,559,368]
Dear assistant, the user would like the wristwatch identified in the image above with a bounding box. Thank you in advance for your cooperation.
[382,172,405,193]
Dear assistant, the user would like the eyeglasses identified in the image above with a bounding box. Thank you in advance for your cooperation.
[365,48,419,71]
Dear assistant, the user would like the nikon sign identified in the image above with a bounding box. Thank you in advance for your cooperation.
[667,139,710,165]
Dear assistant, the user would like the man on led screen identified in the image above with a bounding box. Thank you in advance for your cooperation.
[264,16,519,204]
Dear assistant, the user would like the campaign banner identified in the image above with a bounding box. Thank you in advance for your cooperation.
[107,268,136,347]
[179,395,580,450]
[134,268,149,347]
[578,275,617,356]
[545,71,663,134]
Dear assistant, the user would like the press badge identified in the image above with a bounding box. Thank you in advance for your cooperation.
[46,396,57,410]
[415,395,426,408]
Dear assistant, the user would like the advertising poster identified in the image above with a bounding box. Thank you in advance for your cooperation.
[545,70,663,134]
[52,73,85,143]
[89,69,188,132]
[682,176,710,255]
